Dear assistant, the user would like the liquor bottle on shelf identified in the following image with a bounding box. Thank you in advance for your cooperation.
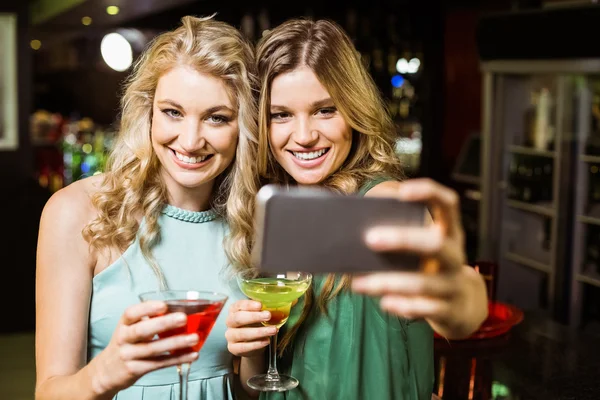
[240,13,255,42]
[585,92,600,156]
[541,159,553,203]
[584,225,600,276]
[535,88,555,151]
[523,91,538,147]
[587,163,600,217]
[522,88,555,150]
[507,155,553,204]
[508,154,522,201]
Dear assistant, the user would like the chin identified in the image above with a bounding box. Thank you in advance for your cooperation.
[288,170,328,185]
[171,171,215,189]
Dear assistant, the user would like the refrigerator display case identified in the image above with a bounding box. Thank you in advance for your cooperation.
[478,60,600,326]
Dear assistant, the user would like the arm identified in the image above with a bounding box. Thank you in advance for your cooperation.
[239,354,266,397]
[36,181,201,399]
[352,179,488,339]
[35,183,113,399]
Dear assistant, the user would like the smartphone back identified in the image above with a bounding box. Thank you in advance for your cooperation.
[252,185,427,273]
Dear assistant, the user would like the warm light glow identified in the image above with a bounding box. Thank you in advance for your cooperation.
[100,32,133,72]
[82,16,92,26]
[82,143,93,154]
[396,57,421,74]
[30,40,42,50]
[106,6,120,15]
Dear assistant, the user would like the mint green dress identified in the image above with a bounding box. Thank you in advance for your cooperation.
[88,205,245,399]
[262,178,435,400]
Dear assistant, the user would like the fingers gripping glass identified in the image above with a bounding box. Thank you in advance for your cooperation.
[138,290,228,400]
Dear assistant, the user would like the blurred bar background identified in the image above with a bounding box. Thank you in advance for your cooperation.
[2,0,600,399]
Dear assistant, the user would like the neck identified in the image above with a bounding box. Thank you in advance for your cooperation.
[164,179,215,212]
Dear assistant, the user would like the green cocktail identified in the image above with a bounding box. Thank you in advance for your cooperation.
[237,271,312,392]
[239,277,310,328]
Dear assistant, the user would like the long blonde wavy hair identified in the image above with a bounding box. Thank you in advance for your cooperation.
[83,15,259,287]
[226,18,403,354]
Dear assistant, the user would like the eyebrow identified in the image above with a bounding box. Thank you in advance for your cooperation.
[157,99,184,109]
[205,105,235,114]
[157,100,235,114]
[270,98,335,111]
[311,98,335,108]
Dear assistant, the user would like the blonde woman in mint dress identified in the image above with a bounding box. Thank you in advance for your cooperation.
[35,16,259,399]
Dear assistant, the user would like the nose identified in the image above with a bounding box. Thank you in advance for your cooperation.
[179,119,206,152]
[291,116,319,147]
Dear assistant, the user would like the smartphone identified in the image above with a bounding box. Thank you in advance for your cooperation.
[252,184,427,274]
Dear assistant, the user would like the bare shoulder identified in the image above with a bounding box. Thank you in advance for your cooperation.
[363,179,402,197]
[40,175,105,235]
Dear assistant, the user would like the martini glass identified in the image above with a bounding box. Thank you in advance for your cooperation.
[237,271,312,392]
[138,290,228,400]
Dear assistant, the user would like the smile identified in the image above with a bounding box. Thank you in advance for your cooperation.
[290,148,329,161]
[171,149,213,164]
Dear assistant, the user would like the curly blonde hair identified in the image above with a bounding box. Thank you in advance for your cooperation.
[225,18,403,354]
[83,15,259,287]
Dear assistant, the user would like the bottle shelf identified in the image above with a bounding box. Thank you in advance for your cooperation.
[578,215,600,226]
[508,145,555,158]
[575,272,600,289]
[580,154,600,163]
[504,251,552,274]
[506,200,555,217]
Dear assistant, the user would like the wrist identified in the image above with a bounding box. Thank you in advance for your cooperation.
[86,355,120,399]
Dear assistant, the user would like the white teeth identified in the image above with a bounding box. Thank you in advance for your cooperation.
[175,151,208,164]
[292,149,327,160]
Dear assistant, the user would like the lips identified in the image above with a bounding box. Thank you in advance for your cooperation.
[286,147,330,169]
[290,148,329,161]
[169,148,214,169]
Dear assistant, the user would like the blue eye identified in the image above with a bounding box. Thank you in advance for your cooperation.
[317,107,336,116]
[162,109,182,118]
[207,115,231,124]
[270,112,291,120]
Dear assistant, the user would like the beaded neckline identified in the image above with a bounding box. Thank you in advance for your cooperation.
[161,204,218,223]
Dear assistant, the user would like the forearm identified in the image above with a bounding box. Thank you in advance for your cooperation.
[239,353,266,398]
[427,266,489,340]
[35,358,118,400]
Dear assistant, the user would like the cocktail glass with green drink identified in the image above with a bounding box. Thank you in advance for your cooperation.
[237,271,312,392]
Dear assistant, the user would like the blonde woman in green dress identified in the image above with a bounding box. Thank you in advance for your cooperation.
[35,16,259,399]
[224,19,488,399]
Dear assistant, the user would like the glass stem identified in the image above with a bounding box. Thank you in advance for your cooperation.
[177,362,191,400]
[266,329,280,380]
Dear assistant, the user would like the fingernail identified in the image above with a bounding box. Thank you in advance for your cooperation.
[365,229,382,245]
[173,313,186,323]
[261,312,271,320]
[188,352,199,359]
[187,334,198,344]
[269,327,277,334]
[351,277,366,290]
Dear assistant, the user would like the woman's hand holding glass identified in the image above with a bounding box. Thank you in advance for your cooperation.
[91,301,199,394]
[225,300,276,358]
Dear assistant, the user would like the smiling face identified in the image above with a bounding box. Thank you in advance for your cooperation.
[268,66,352,185]
[151,65,238,200]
